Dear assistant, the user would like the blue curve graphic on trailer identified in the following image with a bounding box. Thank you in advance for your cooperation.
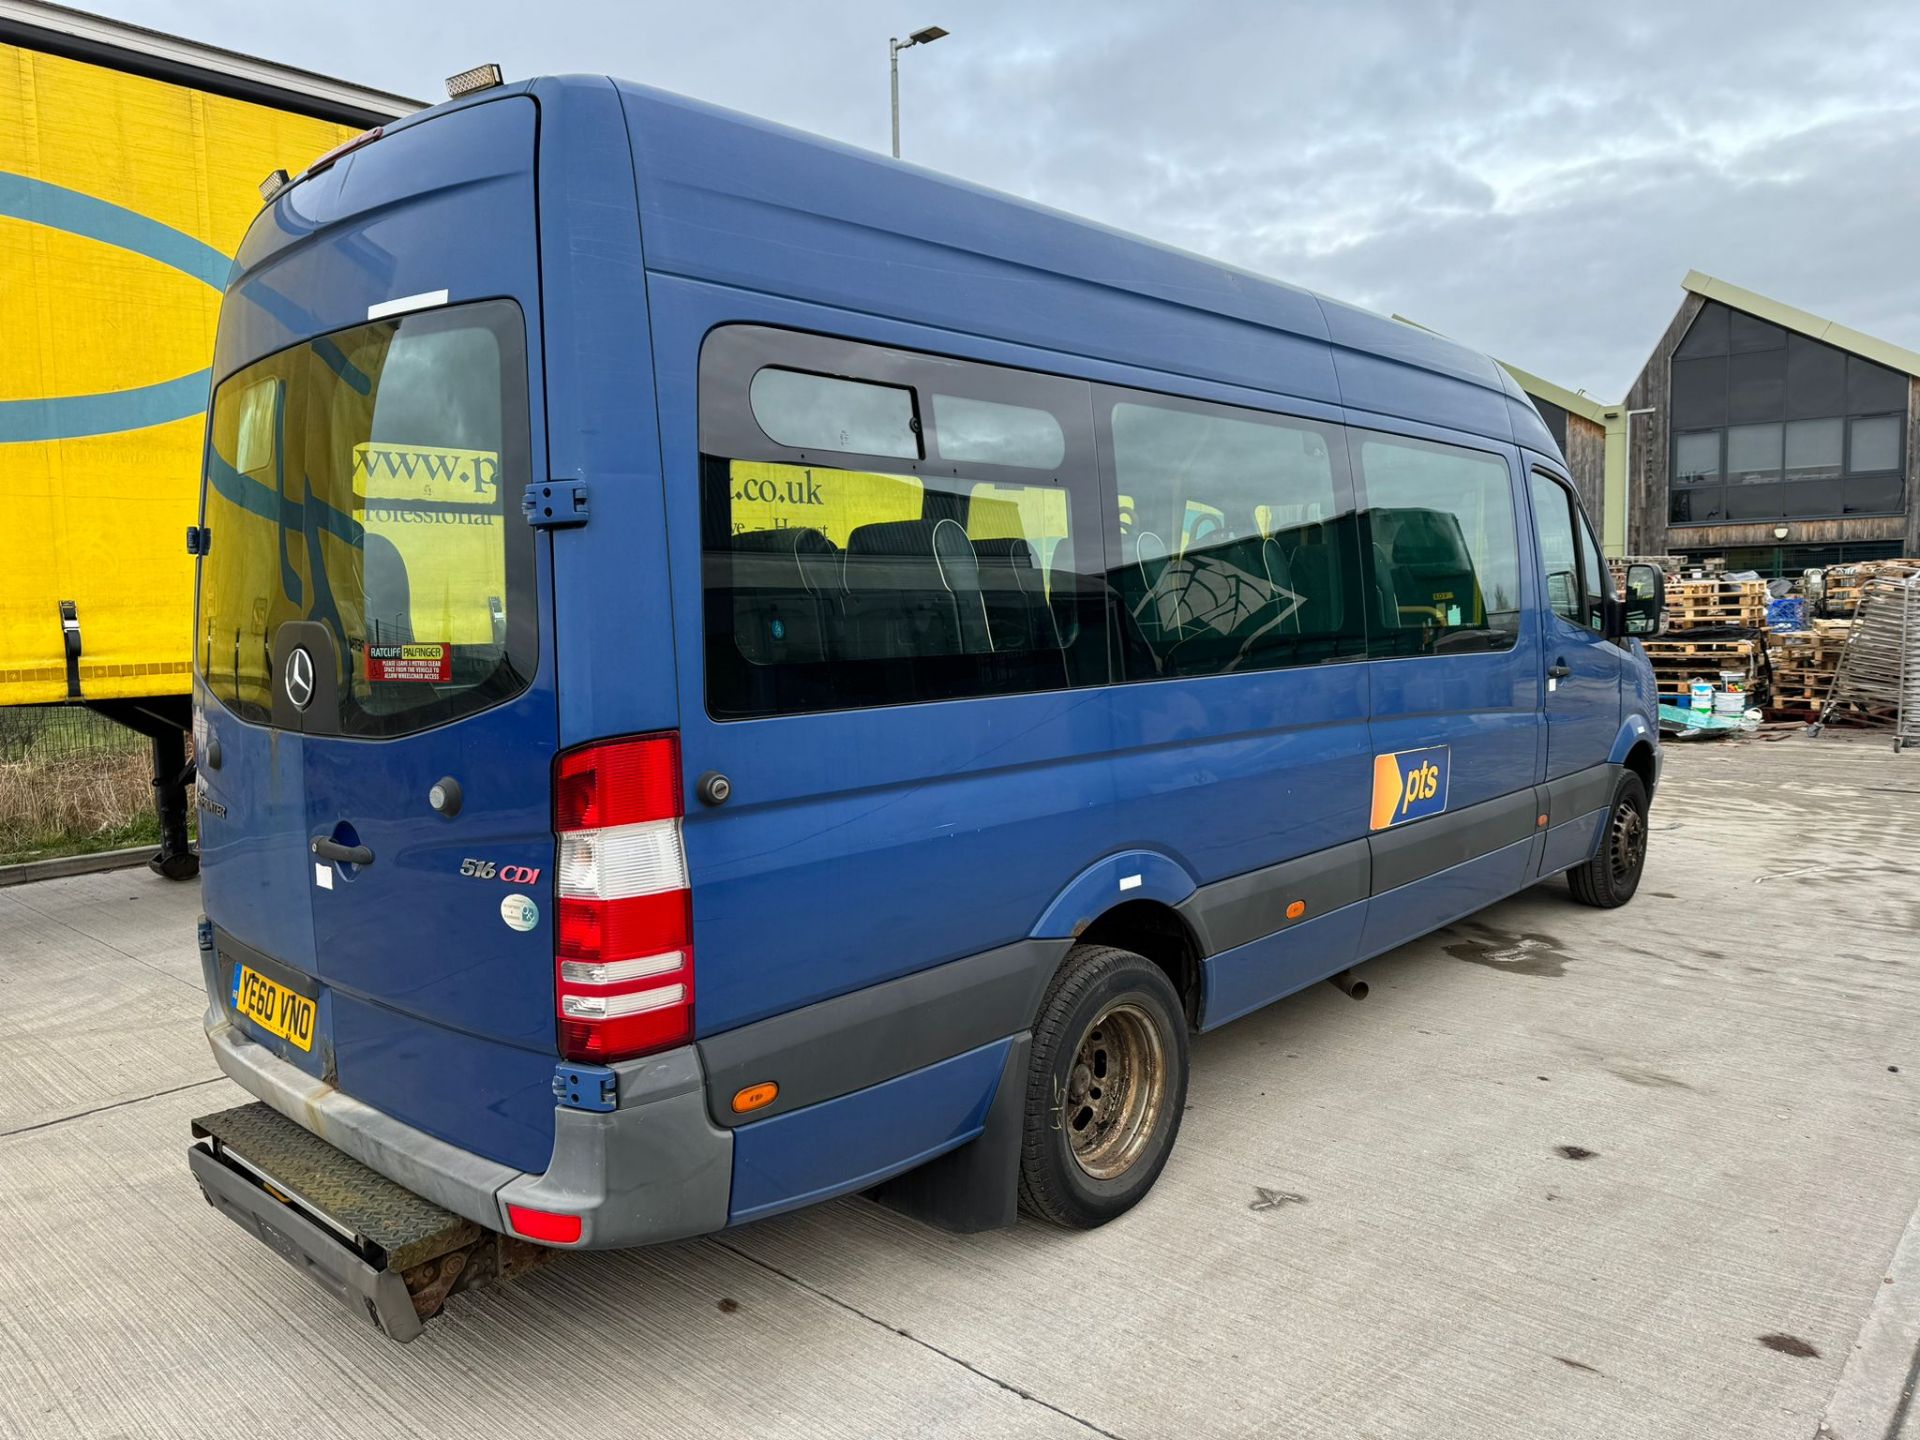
[0,171,233,443]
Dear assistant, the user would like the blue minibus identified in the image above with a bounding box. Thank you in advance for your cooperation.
[185,73,1666,1338]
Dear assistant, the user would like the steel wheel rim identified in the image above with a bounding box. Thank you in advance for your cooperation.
[1063,1000,1166,1181]
[1610,799,1645,882]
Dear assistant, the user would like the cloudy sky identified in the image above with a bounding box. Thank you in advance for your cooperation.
[108,0,1920,398]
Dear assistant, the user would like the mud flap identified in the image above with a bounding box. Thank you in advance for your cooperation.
[869,1033,1030,1234]
[189,1103,549,1341]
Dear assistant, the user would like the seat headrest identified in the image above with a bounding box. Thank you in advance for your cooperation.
[971,537,1035,566]
[848,519,939,555]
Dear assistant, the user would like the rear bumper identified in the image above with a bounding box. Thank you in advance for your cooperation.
[203,1010,733,1249]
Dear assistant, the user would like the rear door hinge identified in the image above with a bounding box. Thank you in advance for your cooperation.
[522,481,589,529]
[185,525,211,556]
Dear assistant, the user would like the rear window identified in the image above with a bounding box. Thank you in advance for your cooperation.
[196,300,535,735]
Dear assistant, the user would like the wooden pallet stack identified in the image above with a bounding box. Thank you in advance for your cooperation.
[1607,554,1682,594]
[1821,559,1920,616]
[1641,635,1763,699]
[1663,576,1769,631]
[1765,620,1851,720]
[1638,576,1770,702]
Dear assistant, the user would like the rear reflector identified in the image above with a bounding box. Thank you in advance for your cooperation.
[505,1204,582,1245]
[552,733,692,1063]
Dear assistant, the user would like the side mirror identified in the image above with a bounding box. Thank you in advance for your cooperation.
[1619,562,1665,638]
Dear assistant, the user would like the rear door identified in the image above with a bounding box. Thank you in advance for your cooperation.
[1526,463,1621,779]
[197,96,562,1174]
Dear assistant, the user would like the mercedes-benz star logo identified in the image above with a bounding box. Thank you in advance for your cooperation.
[284,646,316,710]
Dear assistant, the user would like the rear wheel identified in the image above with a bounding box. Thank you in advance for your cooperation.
[1017,945,1188,1229]
[1567,771,1649,908]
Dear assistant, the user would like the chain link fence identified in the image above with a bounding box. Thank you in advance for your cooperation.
[0,706,157,865]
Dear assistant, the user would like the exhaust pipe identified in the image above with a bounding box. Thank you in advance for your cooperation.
[1328,969,1368,1000]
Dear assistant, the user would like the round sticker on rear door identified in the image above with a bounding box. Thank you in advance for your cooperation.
[500,893,539,932]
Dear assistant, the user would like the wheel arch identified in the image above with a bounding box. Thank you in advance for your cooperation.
[1067,900,1205,1029]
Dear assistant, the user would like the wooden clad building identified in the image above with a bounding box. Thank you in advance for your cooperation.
[1498,364,1619,551]
[1623,271,1920,574]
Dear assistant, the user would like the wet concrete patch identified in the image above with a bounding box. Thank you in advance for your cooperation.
[1443,923,1569,978]
[1249,1187,1308,1212]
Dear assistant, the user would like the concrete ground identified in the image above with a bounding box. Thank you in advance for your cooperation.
[1,734,1918,1440]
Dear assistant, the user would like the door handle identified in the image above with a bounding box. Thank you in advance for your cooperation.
[1547,662,1571,680]
[312,837,374,866]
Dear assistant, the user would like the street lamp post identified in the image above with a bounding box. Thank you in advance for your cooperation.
[889,24,948,158]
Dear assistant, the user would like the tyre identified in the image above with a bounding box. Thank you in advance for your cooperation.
[1017,944,1189,1229]
[1567,771,1649,908]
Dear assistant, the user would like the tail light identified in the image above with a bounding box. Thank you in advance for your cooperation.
[553,733,691,1062]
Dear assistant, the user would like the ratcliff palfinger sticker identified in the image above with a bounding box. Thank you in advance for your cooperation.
[500,893,539,932]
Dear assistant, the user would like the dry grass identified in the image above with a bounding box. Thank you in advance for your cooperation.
[0,749,157,864]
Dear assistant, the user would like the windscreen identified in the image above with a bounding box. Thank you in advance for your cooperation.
[196,300,536,735]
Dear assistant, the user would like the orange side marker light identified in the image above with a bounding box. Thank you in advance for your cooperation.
[732,1082,779,1114]
[1285,900,1306,921]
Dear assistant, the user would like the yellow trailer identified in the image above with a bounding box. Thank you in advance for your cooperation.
[0,1,415,873]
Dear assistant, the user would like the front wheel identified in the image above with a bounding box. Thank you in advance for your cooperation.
[1567,771,1649,908]
[1017,945,1189,1229]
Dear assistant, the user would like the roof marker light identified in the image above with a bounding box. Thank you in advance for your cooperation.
[446,63,504,99]
[259,169,291,203]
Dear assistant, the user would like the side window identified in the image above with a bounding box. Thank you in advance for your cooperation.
[1353,432,1522,656]
[1528,471,1583,625]
[1101,393,1365,680]
[699,329,1106,719]
[1575,508,1608,632]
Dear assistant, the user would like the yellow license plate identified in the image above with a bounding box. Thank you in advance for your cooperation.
[233,965,316,1052]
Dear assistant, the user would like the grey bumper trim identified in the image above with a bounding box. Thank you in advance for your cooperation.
[204,1014,733,1250]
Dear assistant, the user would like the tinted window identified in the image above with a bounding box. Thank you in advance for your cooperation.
[1675,301,1729,357]
[1727,348,1785,423]
[1105,396,1364,678]
[1850,415,1901,474]
[1674,431,1722,483]
[1671,356,1727,428]
[1785,417,1842,478]
[1353,433,1520,656]
[704,336,1106,719]
[1727,422,1782,482]
[1671,310,1903,522]
[1729,311,1785,352]
[1576,508,1608,631]
[1848,355,1907,414]
[198,301,535,736]
[749,369,920,458]
[1786,335,1846,417]
[931,394,1065,468]
[1529,471,1581,625]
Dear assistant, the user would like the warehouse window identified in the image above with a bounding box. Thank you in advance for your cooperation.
[1668,301,1906,524]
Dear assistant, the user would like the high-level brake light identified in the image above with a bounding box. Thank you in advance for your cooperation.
[553,733,692,1062]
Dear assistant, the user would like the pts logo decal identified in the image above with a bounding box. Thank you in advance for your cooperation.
[459,858,543,885]
[1369,746,1450,831]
